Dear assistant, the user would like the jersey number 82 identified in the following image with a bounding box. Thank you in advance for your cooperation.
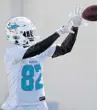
[21,64,43,91]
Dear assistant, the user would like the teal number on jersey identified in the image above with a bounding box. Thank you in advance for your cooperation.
[21,65,34,91]
[34,65,43,90]
[21,64,43,91]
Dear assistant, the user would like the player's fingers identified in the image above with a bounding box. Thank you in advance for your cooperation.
[79,7,83,14]
[79,6,85,15]
[76,5,80,14]
[78,6,82,14]
[74,5,77,14]
[77,5,83,15]
[74,5,80,14]
[75,5,83,16]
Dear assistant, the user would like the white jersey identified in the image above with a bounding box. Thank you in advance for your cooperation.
[2,44,56,109]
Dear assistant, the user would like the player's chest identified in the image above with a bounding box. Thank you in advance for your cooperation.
[22,57,43,74]
[21,58,43,91]
[23,57,40,65]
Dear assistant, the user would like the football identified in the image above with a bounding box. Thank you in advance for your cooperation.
[82,5,97,21]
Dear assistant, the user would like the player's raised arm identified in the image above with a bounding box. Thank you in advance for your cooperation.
[52,26,78,58]
[23,26,73,59]
[52,7,84,58]
[23,9,81,59]
[22,32,59,59]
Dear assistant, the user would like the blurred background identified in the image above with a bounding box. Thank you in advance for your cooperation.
[0,0,97,110]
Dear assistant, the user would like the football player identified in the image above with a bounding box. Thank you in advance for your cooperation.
[1,8,84,110]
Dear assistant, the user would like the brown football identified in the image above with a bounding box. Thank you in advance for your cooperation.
[82,5,97,21]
